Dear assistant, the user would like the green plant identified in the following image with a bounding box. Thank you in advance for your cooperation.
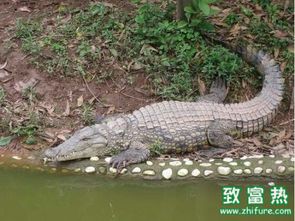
[81,104,95,125]
[225,13,240,26]
[0,86,5,105]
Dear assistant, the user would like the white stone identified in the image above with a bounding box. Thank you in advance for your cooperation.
[229,162,238,166]
[204,170,213,176]
[27,156,35,160]
[109,167,117,173]
[183,158,190,162]
[12,156,21,160]
[90,156,99,161]
[277,166,286,173]
[244,169,251,174]
[215,162,223,166]
[159,162,166,167]
[275,160,283,164]
[169,161,182,166]
[191,169,200,177]
[184,160,193,165]
[223,157,233,162]
[243,161,251,167]
[146,161,153,166]
[258,160,264,165]
[268,182,275,186]
[233,169,243,175]
[162,168,173,179]
[209,158,215,162]
[105,157,112,164]
[74,168,81,172]
[240,156,248,160]
[269,155,275,158]
[85,166,96,173]
[177,168,189,177]
[291,157,295,162]
[265,168,272,174]
[143,170,155,176]
[254,167,263,174]
[282,153,290,159]
[248,154,264,159]
[120,168,127,174]
[198,160,202,163]
[217,166,231,175]
[199,163,211,167]
[132,167,141,173]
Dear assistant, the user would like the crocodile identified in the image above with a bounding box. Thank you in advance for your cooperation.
[44,44,284,170]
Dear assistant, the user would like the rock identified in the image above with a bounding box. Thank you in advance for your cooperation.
[215,162,223,166]
[177,168,188,177]
[243,161,251,167]
[209,158,215,162]
[162,168,173,179]
[199,163,211,167]
[268,182,275,186]
[12,156,21,160]
[120,168,127,174]
[229,162,238,166]
[191,169,200,177]
[243,169,251,174]
[240,156,248,160]
[146,161,153,166]
[258,160,264,165]
[253,167,263,174]
[265,168,273,174]
[184,160,193,165]
[217,166,231,175]
[275,160,283,164]
[105,157,112,164]
[277,166,286,173]
[98,167,106,174]
[132,167,141,174]
[85,166,96,173]
[204,170,213,176]
[74,168,81,172]
[269,155,275,158]
[169,161,182,166]
[143,170,156,176]
[248,154,263,159]
[159,162,166,167]
[109,167,117,173]
[233,169,243,175]
[223,157,233,162]
[90,156,99,161]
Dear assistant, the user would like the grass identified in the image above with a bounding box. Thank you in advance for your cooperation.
[13,1,293,102]
[0,86,5,105]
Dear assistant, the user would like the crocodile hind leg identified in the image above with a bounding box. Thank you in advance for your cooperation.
[110,141,150,169]
[197,77,228,103]
[207,122,234,149]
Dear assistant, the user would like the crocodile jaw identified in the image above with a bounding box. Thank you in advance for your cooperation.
[44,125,109,162]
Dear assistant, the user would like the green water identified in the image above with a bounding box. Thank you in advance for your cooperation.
[0,168,293,221]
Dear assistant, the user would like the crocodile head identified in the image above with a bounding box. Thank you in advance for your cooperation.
[44,124,110,162]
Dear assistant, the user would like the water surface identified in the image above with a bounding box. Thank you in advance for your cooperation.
[0,167,293,221]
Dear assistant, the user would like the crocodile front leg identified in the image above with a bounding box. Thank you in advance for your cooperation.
[110,141,150,169]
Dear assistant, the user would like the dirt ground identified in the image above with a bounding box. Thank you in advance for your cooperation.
[0,0,293,159]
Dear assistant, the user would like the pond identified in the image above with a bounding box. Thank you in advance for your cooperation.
[0,167,293,221]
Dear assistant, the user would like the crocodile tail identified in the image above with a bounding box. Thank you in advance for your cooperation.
[202,33,284,133]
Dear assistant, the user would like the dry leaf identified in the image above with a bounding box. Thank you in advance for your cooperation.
[0,60,7,69]
[77,95,84,107]
[18,6,31,12]
[63,100,70,116]
[274,48,280,59]
[106,106,115,114]
[197,77,206,96]
[273,30,289,39]
[57,134,66,141]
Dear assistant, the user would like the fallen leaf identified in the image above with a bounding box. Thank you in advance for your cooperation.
[0,136,13,146]
[273,30,289,39]
[63,100,70,116]
[77,95,84,107]
[106,106,115,114]
[57,134,66,141]
[18,6,31,12]
[197,77,206,95]
[0,60,7,69]
[274,48,280,59]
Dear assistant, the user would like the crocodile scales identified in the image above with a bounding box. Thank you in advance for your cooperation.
[44,45,284,169]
